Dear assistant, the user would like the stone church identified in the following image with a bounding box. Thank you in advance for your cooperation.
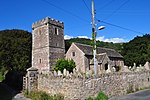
[29,17,124,73]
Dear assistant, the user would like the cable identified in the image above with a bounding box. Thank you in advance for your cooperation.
[41,0,89,23]
[97,19,144,34]
[82,0,91,14]
[41,0,144,35]
[104,0,130,20]
[97,0,114,11]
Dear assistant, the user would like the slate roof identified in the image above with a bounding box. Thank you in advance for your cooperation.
[90,53,108,64]
[74,42,123,58]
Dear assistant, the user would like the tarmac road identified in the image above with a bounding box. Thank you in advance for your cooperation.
[110,89,150,100]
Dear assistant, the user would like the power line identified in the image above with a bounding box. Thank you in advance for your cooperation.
[104,0,130,20]
[41,0,89,23]
[97,19,144,34]
[82,0,91,14]
[41,0,144,35]
[97,0,114,11]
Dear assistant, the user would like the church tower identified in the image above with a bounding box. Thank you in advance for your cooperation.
[32,17,65,72]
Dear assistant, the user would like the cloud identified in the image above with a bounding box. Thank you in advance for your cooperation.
[77,36,89,39]
[104,38,125,43]
[64,35,73,40]
[96,36,125,43]
[64,35,125,43]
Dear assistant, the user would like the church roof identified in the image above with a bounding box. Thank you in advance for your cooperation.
[90,53,108,64]
[73,42,123,58]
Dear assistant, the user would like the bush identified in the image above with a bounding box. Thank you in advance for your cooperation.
[95,91,108,100]
[54,59,76,73]
[88,96,93,100]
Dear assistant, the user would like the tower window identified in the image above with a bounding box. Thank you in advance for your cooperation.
[55,28,59,35]
[39,59,42,63]
[72,52,75,57]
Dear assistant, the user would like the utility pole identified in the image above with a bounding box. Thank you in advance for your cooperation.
[92,0,97,77]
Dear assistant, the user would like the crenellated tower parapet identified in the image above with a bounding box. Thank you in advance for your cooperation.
[32,17,64,30]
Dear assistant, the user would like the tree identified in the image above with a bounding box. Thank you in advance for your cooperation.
[121,34,150,66]
[54,59,76,73]
[0,29,32,73]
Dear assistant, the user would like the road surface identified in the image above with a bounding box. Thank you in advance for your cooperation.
[110,89,150,100]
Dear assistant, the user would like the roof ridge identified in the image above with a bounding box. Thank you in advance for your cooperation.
[73,42,92,47]
[74,42,115,51]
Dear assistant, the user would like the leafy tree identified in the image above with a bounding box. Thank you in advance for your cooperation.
[0,29,31,90]
[54,59,76,73]
[0,29,32,73]
[121,34,150,66]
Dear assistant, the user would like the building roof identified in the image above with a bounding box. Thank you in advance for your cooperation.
[90,53,108,64]
[74,42,123,58]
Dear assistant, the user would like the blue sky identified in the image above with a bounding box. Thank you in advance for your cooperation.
[1,0,150,43]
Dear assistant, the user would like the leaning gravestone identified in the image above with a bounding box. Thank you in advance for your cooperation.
[144,61,150,70]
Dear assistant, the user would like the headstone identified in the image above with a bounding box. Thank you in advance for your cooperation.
[63,69,67,76]
[54,70,57,76]
[106,64,111,73]
[112,67,116,72]
[144,61,150,70]
[58,70,62,76]
[132,63,136,70]
[73,68,76,74]
[66,70,70,77]
[123,66,130,72]
[136,66,140,72]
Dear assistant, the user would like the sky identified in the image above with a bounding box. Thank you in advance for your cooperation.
[1,0,150,43]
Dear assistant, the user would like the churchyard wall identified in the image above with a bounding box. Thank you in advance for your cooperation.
[38,71,150,100]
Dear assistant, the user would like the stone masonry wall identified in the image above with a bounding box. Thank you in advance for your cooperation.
[38,71,150,100]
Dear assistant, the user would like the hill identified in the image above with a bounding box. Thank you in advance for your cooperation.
[121,34,150,66]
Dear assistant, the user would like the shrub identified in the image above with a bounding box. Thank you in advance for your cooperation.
[88,96,93,100]
[95,91,108,100]
[54,59,76,73]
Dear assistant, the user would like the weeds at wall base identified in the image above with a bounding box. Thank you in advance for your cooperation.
[23,90,64,100]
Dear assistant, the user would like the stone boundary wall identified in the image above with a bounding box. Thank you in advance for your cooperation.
[38,71,150,100]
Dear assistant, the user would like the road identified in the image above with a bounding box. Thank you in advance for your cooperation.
[110,89,150,100]
[0,82,31,100]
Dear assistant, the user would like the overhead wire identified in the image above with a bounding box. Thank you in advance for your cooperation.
[41,0,144,35]
[104,0,130,20]
[97,0,114,11]
[82,0,91,14]
[97,19,144,34]
[41,0,89,23]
